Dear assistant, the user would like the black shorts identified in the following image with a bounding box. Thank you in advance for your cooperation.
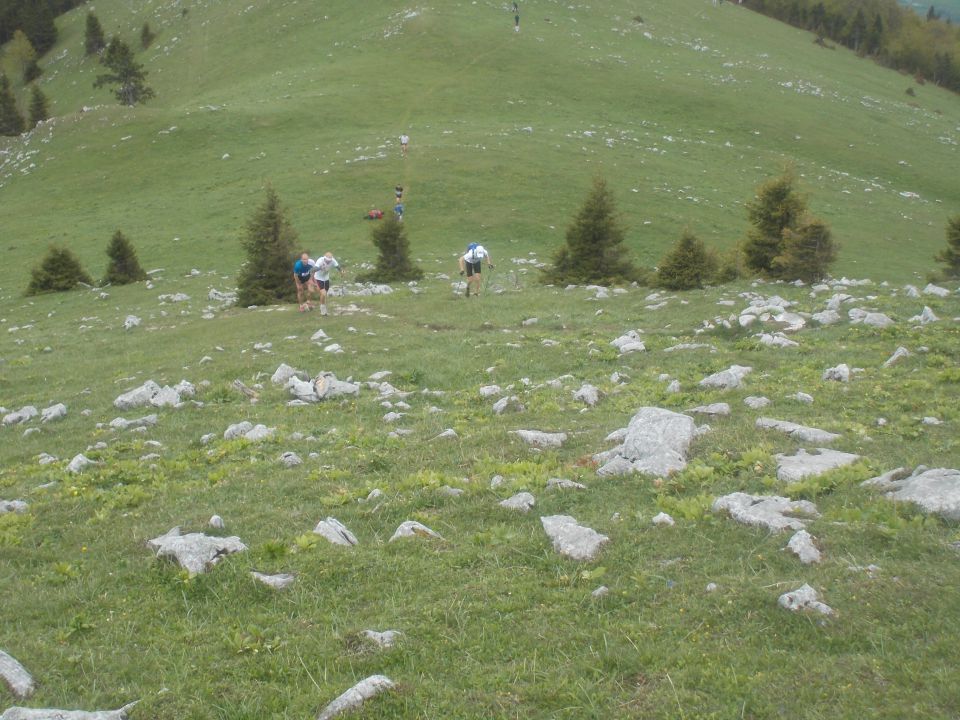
[316,279,331,291]
[465,261,481,277]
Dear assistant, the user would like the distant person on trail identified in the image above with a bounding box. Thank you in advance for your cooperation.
[394,201,405,222]
[458,242,493,298]
[312,252,343,316]
[514,11,520,31]
[400,133,410,157]
[395,185,404,201]
[293,252,319,312]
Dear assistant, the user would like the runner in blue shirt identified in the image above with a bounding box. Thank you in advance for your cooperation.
[292,252,319,311]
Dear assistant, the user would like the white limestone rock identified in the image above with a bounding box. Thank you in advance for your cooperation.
[0,500,28,514]
[882,346,911,367]
[572,383,601,406]
[811,309,840,325]
[316,675,395,720]
[431,428,458,441]
[3,406,38,426]
[280,451,303,468]
[271,363,302,385]
[114,381,161,410]
[0,703,139,720]
[511,429,567,448]
[864,467,960,520]
[312,517,359,546]
[909,306,939,325]
[123,315,141,330]
[66,454,97,474]
[822,364,850,382]
[149,385,182,408]
[40,403,67,423]
[652,512,675,527]
[546,478,586,491]
[758,332,798,348]
[778,583,834,616]
[389,520,443,542]
[698,365,752,390]
[786,529,822,564]
[314,372,360,399]
[923,283,950,298]
[775,448,862,483]
[712,492,820,532]
[479,384,502,398]
[109,414,157,431]
[361,630,402,649]
[610,330,645,354]
[744,396,770,410]
[756,418,840,444]
[595,407,696,477]
[147,526,247,576]
[500,492,535,512]
[688,403,730,416]
[540,515,609,561]
[0,649,34,699]
[492,396,524,415]
[251,571,296,590]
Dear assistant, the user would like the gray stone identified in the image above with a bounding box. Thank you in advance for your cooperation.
[744,396,770,410]
[37,453,57,465]
[147,526,247,576]
[758,332,798,348]
[246,424,275,442]
[0,500,28,514]
[492,396,524,415]
[712,492,820,532]
[864,467,960,520]
[288,376,319,403]
[108,414,157,431]
[792,391,814,404]
[149,385,182,407]
[610,330,645,354]
[123,315,141,330]
[208,515,225,529]
[361,630,402,649]
[40,403,67,423]
[923,283,950,298]
[438,485,465,497]
[316,675,395,720]
[389,520,443,542]
[572,383,601,407]
[652,512,675,526]
[851,310,894,328]
[882,346,911,368]
[698,365,752,390]
[756,418,840,444]
[786,529,821,564]
[479,384,502,398]
[500,492,535,512]
[251,571,295,589]
[663,343,715,353]
[811,309,840,325]
[688,403,730,416]
[778,583,834,616]
[595,407,697,477]
[922,416,943,426]
[546,478,586,491]
[382,411,405,423]
[280,451,302,468]
[909,306,939,325]
[540,515,609,561]
[822,364,850,382]
[114,381,161,410]
[776,448,862,483]
[665,380,681,394]
[0,649,34,698]
[66,454,96,474]
[271,363,301,385]
[3,406,38,426]
[0,704,138,720]
[314,372,360,399]
[512,429,567,449]
[591,585,609,599]
[313,517,359,546]
[431,428,458,441]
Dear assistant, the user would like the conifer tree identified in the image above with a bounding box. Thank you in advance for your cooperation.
[19,0,58,55]
[94,36,155,106]
[0,73,26,136]
[9,30,36,78]
[103,230,147,285]
[934,215,960,278]
[23,57,42,83]
[140,22,156,49]
[236,186,298,307]
[656,229,717,290]
[358,216,423,283]
[28,83,48,126]
[26,246,93,295]
[543,176,638,285]
[743,171,807,276]
[772,216,837,283]
[85,12,106,55]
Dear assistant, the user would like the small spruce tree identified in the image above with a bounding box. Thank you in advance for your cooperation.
[28,84,49,126]
[772,216,837,282]
[543,176,638,285]
[744,171,807,275]
[23,57,42,83]
[656,229,717,290]
[9,30,36,78]
[0,73,26,136]
[934,214,960,278]
[94,36,155,106]
[26,246,94,295]
[358,216,423,283]
[103,230,147,285]
[236,186,298,307]
[85,12,106,55]
[140,22,156,49]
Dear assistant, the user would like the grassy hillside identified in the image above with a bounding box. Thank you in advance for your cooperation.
[0,0,958,293]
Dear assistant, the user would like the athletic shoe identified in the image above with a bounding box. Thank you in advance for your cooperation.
[320,304,328,316]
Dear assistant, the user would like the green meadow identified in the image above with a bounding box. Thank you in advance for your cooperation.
[1,1,960,718]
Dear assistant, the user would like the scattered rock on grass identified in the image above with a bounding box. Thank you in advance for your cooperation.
[546,478,586,491]
[778,583,834,616]
[0,702,139,720]
[3,406,38,426]
[389,520,443,542]
[108,414,157,431]
[123,315,141,330]
[361,630,402,649]
[698,365,752,390]
[756,418,840,444]
[882,346,911,367]
[208,515,225,529]
[712,493,820,532]
[0,648,34,699]
[786,529,822,564]
[147,526,247,576]
[251,571,296,590]
[316,675,395,720]
[776,448,861,483]
[610,330,645,354]
[572,383,601,406]
[688,403,730,416]
[540,515,609,561]
[822,364,850,382]
[511,429,567,448]
[500,492,535,512]
[492,396,524,415]
[271,363,304,385]
[744,396,770,410]
[863,466,960,520]
[40,403,67,423]
[223,421,275,441]
[652,512,675,526]
[313,518,359,546]
[0,500,28,514]
[280,451,303,468]
[66,454,97,474]
[595,407,696,477]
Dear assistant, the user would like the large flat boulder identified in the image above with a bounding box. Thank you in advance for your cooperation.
[863,467,960,520]
[0,649,34,699]
[595,407,696,477]
[713,492,819,532]
[540,515,609,561]
[756,418,840,444]
[147,527,247,576]
[0,704,138,720]
[775,448,861,483]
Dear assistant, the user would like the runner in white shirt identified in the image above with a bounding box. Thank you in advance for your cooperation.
[458,242,493,298]
[312,252,343,316]
[400,133,410,157]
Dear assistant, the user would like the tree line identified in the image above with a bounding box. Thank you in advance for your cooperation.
[0,0,85,51]
[743,0,960,92]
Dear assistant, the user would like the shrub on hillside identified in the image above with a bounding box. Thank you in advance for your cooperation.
[236,186,298,307]
[23,57,42,84]
[743,171,807,276]
[542,176,639,286]
[94,36,155,106]
[26,246,93,295]
[357,216,423,283]
[934,214,960,279]
[140,22,156,50]
[103,230,147,285]
[772,217,837,283]
[28,84,49,126]
[656,229,717,290]
[0,73,26,136]
[85,12,106,55]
